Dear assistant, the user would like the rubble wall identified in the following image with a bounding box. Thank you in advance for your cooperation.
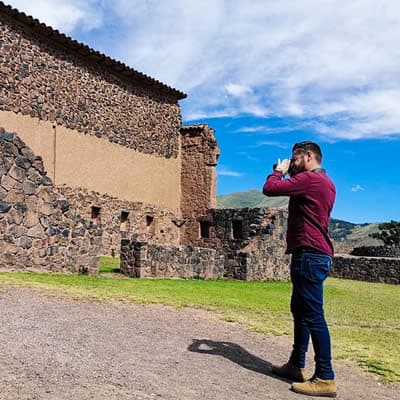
[0,130,101,273]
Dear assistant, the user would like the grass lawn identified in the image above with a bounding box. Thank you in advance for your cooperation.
[0,256,398,383]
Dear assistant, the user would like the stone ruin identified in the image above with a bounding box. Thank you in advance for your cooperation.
[0,131,100,273]
[0,2,291,281]
[0,2,397,284]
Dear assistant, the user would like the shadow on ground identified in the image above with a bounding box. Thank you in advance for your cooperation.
[188,339,289,383]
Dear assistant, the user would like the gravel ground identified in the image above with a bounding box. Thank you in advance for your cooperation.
[0,287,398,400]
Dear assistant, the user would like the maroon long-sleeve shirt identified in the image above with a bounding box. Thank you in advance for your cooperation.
[263,170,336,256]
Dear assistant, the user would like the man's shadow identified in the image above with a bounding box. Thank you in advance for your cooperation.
[187,339,289,383]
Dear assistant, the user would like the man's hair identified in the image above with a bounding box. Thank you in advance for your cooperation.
[292,141,322,163]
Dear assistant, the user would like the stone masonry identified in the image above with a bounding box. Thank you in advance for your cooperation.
[0,5,184,159]
[55,185,182,256]
[350,245,400,258]
[120,240,225,279]
[180,124,220,245]
[0,130,101,273]
[121,207,291,281]
[201,207,290,280]
[332,255,400,284]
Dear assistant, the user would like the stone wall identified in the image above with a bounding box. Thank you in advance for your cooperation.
[0,131,101,273]
[350,245,400,258]
[120,240,225,279]
[199,207,290,280]
[55,185,181,256]
[0,11,182,158]
[332,255,400,284]
[180,125,219,245]
[120,207,291,281]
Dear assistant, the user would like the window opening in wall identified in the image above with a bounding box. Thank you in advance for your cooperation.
[200,221,211,239]
[120,211,130,232]
[146,215,155,235]
[91,206,101,224]
[232,220,243,240]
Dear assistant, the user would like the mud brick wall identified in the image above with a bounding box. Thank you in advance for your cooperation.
[0,131,101,273]
[180,125,219,245]
[120,240,225,279]
[55,186,181,256]
[0,12,182,158]
[199,207,290,280]
[350,245,400,258]
[332,255,400,284]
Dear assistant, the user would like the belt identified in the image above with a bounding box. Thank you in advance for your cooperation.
[292,246,327,256]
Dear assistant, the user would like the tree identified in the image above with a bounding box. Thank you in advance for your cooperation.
[369,220,400,246]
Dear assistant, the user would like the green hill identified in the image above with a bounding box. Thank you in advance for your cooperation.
[217,189,289,209]
[217,189,382,246]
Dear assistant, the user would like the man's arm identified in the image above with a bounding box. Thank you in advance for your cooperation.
[263,171,311,197]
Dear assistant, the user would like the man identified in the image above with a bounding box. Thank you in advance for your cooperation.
[263,141,337,398]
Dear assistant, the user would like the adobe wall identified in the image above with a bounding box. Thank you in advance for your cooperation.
[0,131,101,273]
[56,185,181,256]
[0,12,182,158]
[0,112,182,210]
[332,255,400,284]
[180,125,219,245]
[0,12,184,211]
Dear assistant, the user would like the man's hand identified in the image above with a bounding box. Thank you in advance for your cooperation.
[274,158,291,175]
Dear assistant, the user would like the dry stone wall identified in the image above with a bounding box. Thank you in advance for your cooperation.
[0,130,101,273]
[203,207,290,280]
[120,240,225,279]
[332,255,400,284]
[120,207,291,281]
[55,185,181,256]
[0,12,182,158]
[350,245,400,258]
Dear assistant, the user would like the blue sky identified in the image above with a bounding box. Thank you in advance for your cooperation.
[6,0,400,223]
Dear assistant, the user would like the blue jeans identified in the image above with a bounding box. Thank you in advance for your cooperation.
[288,251,335,380]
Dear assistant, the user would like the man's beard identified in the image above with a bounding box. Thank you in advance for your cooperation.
[289,158,306,176]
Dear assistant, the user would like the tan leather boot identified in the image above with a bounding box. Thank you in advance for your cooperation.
[271,362,307,382]
[291,377,337,397]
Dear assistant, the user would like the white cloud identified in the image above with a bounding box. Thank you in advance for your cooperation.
[351,184,365,192]
[108,0,400,140]
[225,83,253,97]
[6,0,104,33]
[9,0,400,140]
[254,141,289,149]
[218,167,243,177]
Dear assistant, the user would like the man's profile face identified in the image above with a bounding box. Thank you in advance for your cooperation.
[289,150,306,176]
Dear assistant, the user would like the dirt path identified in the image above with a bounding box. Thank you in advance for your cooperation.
[0,287,397,400]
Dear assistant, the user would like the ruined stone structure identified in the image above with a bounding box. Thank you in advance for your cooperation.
[0,131,100,273]
[332,255,400,284]
[350,245,400,258]
[329,245,400,284]
[0,2,304,281]
[0,2,219,269]
[121,207,291,280]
